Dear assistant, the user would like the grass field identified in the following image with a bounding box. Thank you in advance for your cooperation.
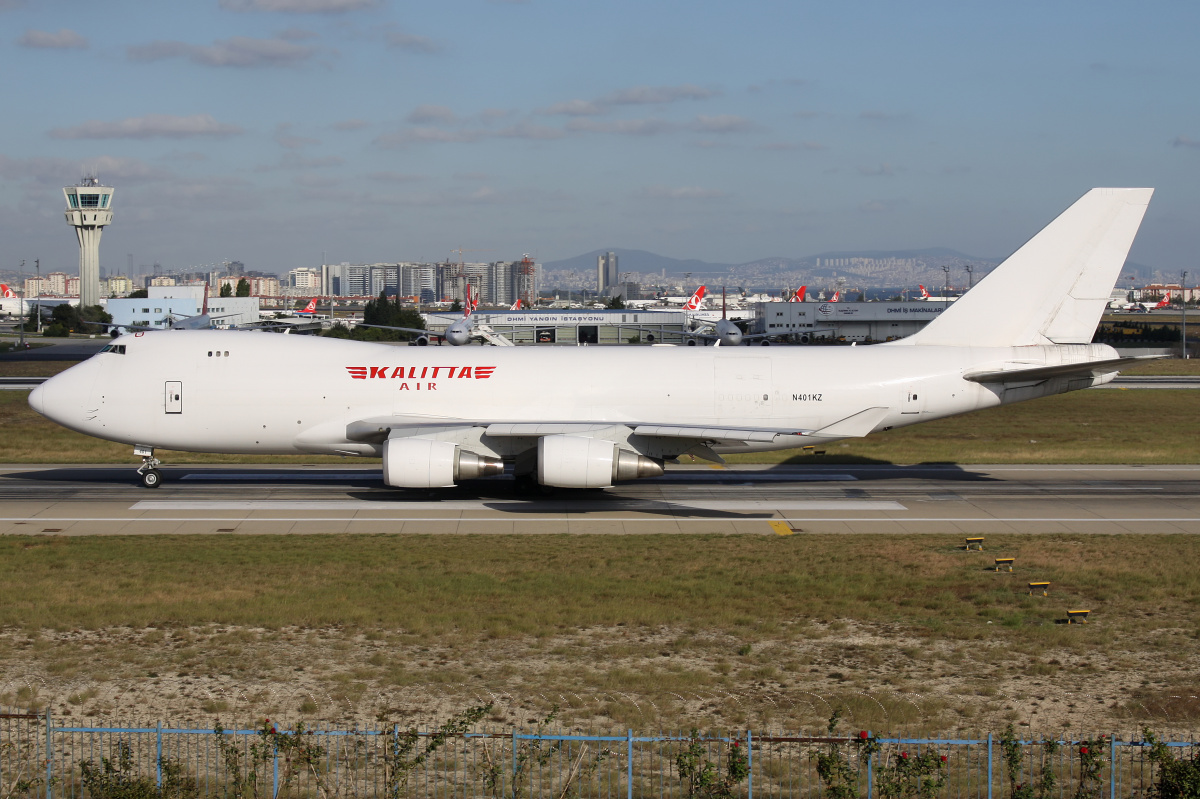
[0,533,1197,732]
[2,373,1197,464]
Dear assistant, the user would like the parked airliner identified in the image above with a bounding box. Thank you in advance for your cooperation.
[31,188,1156,491]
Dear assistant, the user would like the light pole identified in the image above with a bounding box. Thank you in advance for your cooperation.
[965,264,975,290]
[34,258,41,334]
[1182,270,1189,359]
[942,264,951,298]
[17,260,25,349]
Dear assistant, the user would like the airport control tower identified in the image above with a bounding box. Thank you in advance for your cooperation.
[63,177,114,308]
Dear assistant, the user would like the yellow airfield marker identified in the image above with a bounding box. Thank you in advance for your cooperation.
[768,521,795,536]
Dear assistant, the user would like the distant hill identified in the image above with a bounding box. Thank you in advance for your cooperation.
[542,249,735,276]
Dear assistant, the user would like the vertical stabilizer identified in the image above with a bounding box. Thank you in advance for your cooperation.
[901,188,1152,347]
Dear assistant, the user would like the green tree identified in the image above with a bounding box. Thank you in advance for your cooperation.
[1145,728,1200,799]
[128,288,149,299]
[219,283,233,298]
[235,278,250,297]
[605,295,626,309]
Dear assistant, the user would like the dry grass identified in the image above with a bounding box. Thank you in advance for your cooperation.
[1,534,1198,732]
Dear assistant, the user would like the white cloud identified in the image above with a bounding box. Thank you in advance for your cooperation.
[566,118,676,136]
[493,122,564,140]
[858,163,896,177]
[542,99,604,117]
[0,154,174,185]
[19,29,87,49]
[690,114,758,134]
[384,29,441,54]
[49,114,244,140]
[220,0,377,12]
[366,171,426,182]
[600,84,719,106]
[128,36,316,68]
[274,123,319,149]
[758,141,826,151]
[639,185,728,200]
[332,118,369,131]
[407,105,458,125]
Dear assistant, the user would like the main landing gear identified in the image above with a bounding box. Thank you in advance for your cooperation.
[134,446,163,489]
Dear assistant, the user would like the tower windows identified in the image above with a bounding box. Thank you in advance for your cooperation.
[79,194,99,208]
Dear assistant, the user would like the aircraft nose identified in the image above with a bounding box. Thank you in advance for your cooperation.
[28,382,45,415]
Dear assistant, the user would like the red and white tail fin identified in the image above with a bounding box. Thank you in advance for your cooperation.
[830,290,841,302]
[919,284,930,299]
[0,283,14,299]
[301,298,317,314]
[683,285,707,310]
[464,285,478,316]
[202,284,209,315]
[1155,295,1170,309]
[510,299,522,310]
[790,285,806,302]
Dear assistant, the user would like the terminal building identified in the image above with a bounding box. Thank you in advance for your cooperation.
[106,286,260,329]
[753,301,950,343]
[423,302,952,345]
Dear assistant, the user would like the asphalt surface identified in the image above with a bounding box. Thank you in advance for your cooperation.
[2,463,1199,535]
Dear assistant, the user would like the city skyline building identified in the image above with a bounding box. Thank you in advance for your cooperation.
[597,251,618,294]
[63,177,114,308]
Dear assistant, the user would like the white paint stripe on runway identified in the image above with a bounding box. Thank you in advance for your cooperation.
[130,500,906,511]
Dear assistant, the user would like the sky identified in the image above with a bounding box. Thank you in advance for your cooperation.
[2,0,1199,277]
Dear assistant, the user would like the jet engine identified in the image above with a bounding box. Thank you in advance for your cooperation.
[382,437,503,488]
[536,435,664,488]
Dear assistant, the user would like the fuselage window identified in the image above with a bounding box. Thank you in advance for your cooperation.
[224,351,229,357]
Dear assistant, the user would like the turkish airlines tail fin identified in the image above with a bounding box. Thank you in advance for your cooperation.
[202,284,209,316]
[683,285,707,310]
[830,290,840,302]
[510,299,522,310]
[0,283,14,299]
[919,284,930,298]
[902,188,1153,348]
[464,285,478,317]
[790,286,806,302]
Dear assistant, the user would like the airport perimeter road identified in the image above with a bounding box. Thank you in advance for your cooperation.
[2,463,1200,535]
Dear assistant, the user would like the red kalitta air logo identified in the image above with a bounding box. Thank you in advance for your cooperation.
[345,365,495,390]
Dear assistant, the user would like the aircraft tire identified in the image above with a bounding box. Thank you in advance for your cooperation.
[140,469,162,489]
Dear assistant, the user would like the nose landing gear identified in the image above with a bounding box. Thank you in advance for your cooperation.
[134,446,163,489]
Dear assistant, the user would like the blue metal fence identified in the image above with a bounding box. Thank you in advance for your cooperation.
[2,710,1196,799]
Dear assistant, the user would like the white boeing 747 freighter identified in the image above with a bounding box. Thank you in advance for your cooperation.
[31,188,1155,490]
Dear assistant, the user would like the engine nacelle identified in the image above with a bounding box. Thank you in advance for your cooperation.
[382,438,504,488]
[536,435,664,488]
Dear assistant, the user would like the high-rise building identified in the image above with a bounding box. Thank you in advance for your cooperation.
[597,251,618,293]
[63,177,113,307]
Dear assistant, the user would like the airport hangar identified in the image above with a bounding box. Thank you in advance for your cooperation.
[423,302,949,344]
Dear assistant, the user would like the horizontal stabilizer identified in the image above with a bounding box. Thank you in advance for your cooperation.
[807,407,891,438]
[963,355,1165,384]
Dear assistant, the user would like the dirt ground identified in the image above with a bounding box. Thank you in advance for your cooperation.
[2,622,1196,736]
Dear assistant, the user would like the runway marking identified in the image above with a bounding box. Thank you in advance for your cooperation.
[129,499,907,511]
[768,521,796,536]
[5,517,1200,524]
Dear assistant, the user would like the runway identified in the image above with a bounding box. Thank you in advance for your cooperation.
[2,463,1200,535]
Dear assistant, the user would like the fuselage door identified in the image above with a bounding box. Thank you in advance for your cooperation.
[901,384,924,415]
[164,381,183,414]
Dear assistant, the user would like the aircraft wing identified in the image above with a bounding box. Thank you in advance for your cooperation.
[345,407,894,448]
[84,320,159,332]
[963,355,1166,384]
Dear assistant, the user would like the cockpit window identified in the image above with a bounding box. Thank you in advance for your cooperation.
[100,344,127,354]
